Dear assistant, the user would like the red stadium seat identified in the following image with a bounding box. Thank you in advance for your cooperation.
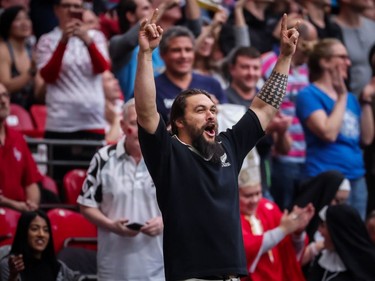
[63,169,87,205]
[7,104,44,138]
[0,208,21,247]
[41,175,60,197]
[30,105,47,132]
[7,104,34,131]
[47,208,97,254]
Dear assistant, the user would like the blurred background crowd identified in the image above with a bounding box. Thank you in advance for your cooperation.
[1,0,375,280]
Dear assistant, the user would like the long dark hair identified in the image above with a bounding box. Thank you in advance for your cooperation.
[0,6,26,40]
[10,210,60,278]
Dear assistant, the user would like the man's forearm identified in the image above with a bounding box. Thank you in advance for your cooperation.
[250,57,289,130]
[134,51,159,132]
[256,54,291,110]
[80,205,116,232]
[25,183,40,205]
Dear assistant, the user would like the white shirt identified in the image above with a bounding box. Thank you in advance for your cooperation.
[77,137,164,281]
[35,27,108,132]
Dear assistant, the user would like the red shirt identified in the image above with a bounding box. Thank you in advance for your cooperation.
[241,198,306,281]
[0,125,42,201]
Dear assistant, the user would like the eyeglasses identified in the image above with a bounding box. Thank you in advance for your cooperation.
[0,92,10,99]
[59,3,83,9]
[330,54,350,60]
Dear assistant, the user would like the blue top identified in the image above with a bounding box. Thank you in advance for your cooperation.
[115,46,165,101]
[296,84,364,179]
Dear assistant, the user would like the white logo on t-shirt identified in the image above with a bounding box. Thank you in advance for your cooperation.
[13,147,21,162]
[220,153,231,167]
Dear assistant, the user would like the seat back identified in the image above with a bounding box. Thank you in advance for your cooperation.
[47,208,97,254]
[7,104,34,131]
[63,169,87,205]
[0,208,21,247]
[30,105,47,132]
[41,175,60,197]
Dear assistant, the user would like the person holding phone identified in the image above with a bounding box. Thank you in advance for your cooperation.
[77,99,164,281]
[0,210,76,281]
[34,0,110,184]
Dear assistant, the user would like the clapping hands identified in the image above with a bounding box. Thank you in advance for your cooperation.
[280,203,315,235]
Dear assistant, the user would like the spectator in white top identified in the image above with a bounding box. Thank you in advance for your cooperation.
[77,98,164,281]
[35,0,110,182]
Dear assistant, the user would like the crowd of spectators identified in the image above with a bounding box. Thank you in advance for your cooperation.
[1,0,375,280]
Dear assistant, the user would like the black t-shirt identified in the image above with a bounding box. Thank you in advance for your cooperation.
[138,109,264,281]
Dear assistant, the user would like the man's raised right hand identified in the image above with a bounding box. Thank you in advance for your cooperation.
[139,9,164,53]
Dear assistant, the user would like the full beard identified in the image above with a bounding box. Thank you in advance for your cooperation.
[192,133,225,163]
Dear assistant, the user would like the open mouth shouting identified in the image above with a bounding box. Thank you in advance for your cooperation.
[204,122,217,139]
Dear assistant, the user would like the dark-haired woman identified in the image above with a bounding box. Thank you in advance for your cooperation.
[0,6,36,110]
[0,210,76,281]
[307,204,375,281]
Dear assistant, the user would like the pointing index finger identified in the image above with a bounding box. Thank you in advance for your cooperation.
[281,13,287,32]
[140,18,148,31]
[150,8,159,24]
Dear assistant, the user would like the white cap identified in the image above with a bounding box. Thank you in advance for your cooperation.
[319,205,328,222]
[338,178,351,192]
[238,148,261,188]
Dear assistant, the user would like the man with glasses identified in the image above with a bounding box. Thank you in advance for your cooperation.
[0,83,41,212]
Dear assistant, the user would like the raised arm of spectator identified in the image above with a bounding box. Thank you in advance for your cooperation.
[38,20,109,83]
[184,0,200,21]
[359,78,375,145]
[74,22,110,74]
[233,0,250,47]
[195,9,227,52]
[37,21,75,83]
[109,23,141,69]
[250,14,298,131]
[184,0,201,36]
[134,10,163,133]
